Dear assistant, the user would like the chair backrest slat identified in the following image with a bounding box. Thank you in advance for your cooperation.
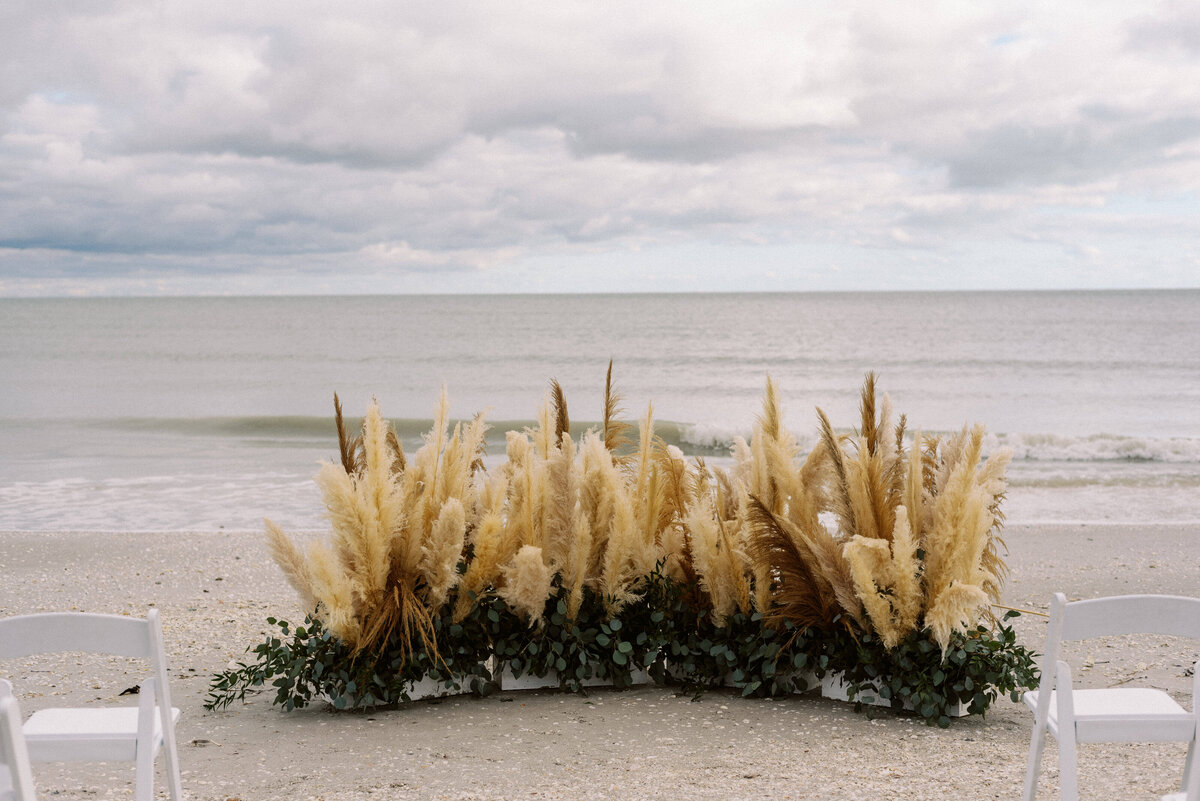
[1060,595,1200,642]
[0,613,152,660]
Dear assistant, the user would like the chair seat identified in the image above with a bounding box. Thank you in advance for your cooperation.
[1024,688,1194,742]
[24,707,180,763]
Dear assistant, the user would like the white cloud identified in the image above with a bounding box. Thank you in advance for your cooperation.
[0,1,1198,294]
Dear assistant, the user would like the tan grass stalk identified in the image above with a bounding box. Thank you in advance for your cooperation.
[314,461,367,580]
[843,505,922,648]
[542,432,579,570]
[602,360,633,455]
[333,392,362,476]
[926,581,990,655]
[599,487,650,614]
[386,428,406,475]
[305,541,361,646]
[721,517,754,617]
[579,432,618,582]
[686,490,738,625]
[420,498,467,610]
[453,502,506,622]
[889,508,922,631]
[844,536,898,643]
[816,408,857,537]
[733,489,773,614]
[749,429,775,515]
[633,403,656,499]
[903,430,927,540]
[531,397,554,460]
[713,466,739,522]
[265,519,317,611]
[659,520,691,584]
[785,441,828,536]
[976,446,1014,601]
[730,435,753,489]
[505,431,545,552]
[550,379,570,445]
[844,447,885,540]
[922,426,997,652]
[499,545,555,626]
[655,443,691,540]
[744,496,847,631]
[750,376,789,515]
[665,459,710,588]
[435,412,489,511]
[637,461,665,549]
[359,402,404,597]
[797,520,866,629]
[564,507,593,621]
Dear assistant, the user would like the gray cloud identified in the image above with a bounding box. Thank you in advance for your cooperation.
[1,2,1199,293]
[941,116,1200,188]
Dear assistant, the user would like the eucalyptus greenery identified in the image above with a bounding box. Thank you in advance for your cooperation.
[815,610,1038,727]
[207,583,1036,726]
[206,589,496,712]
[489,574,672,692]
[659,577,818,697]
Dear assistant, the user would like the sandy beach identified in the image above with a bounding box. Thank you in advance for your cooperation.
[1,523,1197,801]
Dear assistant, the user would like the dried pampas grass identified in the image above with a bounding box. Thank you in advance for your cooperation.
[266,394,486,662]
[844,505,922,648]
[270,368,1016,667]
[685,481,751,626]
[921,425,1011,652]
[498,545,555,626]
[602,360,633,456]
[745,496,861,631]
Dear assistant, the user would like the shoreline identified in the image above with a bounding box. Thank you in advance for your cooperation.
[6,518,1200,537]
[1,523,1198,800]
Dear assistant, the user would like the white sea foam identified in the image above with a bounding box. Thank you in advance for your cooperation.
[681,424,1200,465]
[677,423,753,451]
[993,432,1200,463]
[0,474,322,532]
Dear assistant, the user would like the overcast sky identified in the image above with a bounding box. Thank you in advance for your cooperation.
[1,1,1198,296]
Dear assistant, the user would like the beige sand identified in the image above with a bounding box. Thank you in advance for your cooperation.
[1,523,1198,800]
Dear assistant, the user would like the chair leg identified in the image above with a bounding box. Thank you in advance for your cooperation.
[1023,724,1046,801]
[135,681,156,801]
[1183,738,1196,795]
[135,743,154,801]
[1057,730,1079,801]
[164,739,183,801]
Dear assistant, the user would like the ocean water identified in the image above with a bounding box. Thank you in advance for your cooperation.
[0,290,1197,531]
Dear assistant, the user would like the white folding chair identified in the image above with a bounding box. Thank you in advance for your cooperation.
[1023,593,1200,801]
[0,611,181,801]
[0,691,37,801]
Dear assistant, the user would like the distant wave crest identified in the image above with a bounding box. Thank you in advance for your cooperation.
[994,432,1200,463]
[7,417,1198,464]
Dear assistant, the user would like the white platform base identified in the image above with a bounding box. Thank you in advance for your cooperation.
[405,675,474,701]
[497,667,650,691]
[819,673,968,717]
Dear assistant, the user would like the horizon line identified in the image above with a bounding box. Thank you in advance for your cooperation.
[3,285,1199,301]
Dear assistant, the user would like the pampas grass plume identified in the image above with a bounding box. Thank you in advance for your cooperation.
[265,519,317,611]
[564,507,593,621]
[421,498,467,610]
[499,545,555,626]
